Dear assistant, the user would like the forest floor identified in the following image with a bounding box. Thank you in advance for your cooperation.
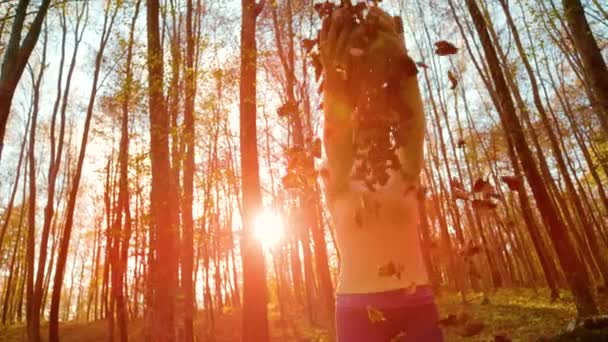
[1,288,607,341]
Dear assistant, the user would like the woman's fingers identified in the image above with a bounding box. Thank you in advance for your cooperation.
[326,9,348,56]
[320,16,331,45]
[334,19,357,72]
[368,7,397,34]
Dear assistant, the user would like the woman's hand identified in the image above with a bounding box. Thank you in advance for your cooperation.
[319,6,425,196]
[319,8,358,197]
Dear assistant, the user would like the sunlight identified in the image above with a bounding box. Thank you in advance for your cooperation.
[254,209,285,250]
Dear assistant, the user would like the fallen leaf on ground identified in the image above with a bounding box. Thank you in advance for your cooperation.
[460,319,485,337]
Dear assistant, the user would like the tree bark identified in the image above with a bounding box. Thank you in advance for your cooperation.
[48,3,119,340]
[240,0,269,340]
[0,0,51,162]
[146,0,180,339]
[181,0,197,340]
[25,26,47,342]
[562,0,608,137]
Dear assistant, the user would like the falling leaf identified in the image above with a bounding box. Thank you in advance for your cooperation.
[455,312,472,325]
[437,314,458,326]
[311,52,322,82]
[494,334,512,342]
[403,185,415,197]
[281,173,299,189]
[349,47,364,57]
[581,315,608,330]
[314,1,335,18]
[399,55,419,76]
[434,40,459,56]
[416,61,429,69]
[448,70,458,89]
[501,175,521,191]
[286,146,305,170]
[403,282,417,295]
[450,177,465,191]
[418,186,428,198]
[352,2,368,21]
[389,331,406,342]
[453,188,469,201]
[278,101,298,118]
[361,195,381,216]
[378,261,403,279]
[460,319,485,337]
[457,138,466,148]
[335,64,348,80]
[355,209,363,227]
[462,243,481,257]
[301,38,318,53]
[472,199,498,212]
[469,263,481,279]
[311,138,322,158]
[366,306,387,323]
[472,178,493,194]
[490,193,502,201]
[318,167,330,180]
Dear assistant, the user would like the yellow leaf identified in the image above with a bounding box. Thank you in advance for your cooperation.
[366,306,387,323]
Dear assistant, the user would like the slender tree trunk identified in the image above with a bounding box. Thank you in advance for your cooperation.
[48,3,119,340]
[2,181,27,324]
[0,0,51,162]
[240,1,269,340]
[0,95,30,253]
[181,0,197,340]
[562,0,608,136]
[146,0,180,339]
[25,27,47,342]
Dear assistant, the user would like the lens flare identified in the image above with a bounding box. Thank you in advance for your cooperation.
[254,209,284,249]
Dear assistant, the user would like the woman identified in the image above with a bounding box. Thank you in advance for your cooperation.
[319,5,443,342]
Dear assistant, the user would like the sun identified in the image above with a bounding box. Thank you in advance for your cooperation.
[254,209,285,249]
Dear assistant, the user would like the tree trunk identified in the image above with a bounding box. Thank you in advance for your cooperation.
[146,0,180,339]
[181,0,197,340]
[240,1,269,340]
[25,27,47,342]
[0,0,51,162]
[109,3,141,341]
[48,3,118,341]
[562,0,608,136]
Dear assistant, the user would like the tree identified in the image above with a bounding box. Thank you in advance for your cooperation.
[48,1,119,340]
[145,0,180,339]
[562,0,608,137]
[107,2,141,341]
[240,0,269,340]
[181,0,200,339]
[0,0,51,163]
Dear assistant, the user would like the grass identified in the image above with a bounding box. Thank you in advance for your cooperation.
[436,288,577,341]
[1,288,605,341]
